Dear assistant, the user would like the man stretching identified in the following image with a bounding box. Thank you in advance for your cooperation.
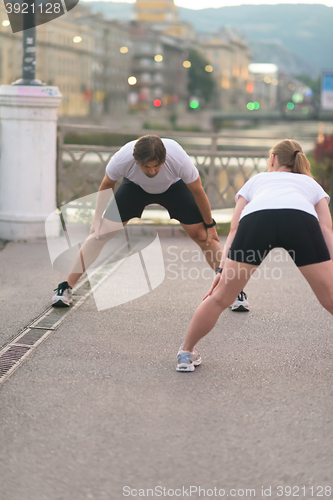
[52,135,249,311]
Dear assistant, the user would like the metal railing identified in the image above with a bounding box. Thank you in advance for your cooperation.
[57,124,270,209]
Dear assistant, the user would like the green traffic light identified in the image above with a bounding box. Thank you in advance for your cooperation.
[253,101,260,110]
[190,100,200,109]
[247,102,255,111]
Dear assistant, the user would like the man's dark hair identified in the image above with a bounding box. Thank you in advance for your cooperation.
[133,135,166,165]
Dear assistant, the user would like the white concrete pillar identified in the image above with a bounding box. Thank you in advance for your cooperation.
[0,85,62,240]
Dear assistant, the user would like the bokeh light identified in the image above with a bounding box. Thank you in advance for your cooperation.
[302,107,309,114]
[205,65,213,72]
[287,102,295,110]
[247,102,255,110]
[253,101,260,110]
[190,100,200,109]
[183,61,191,68]
[128,76,137,85]
[154,55,163,62]
[73,36,82,43]
[154,99,162,107]
[292,92,304,104]
[120,46,128,54]
[2,20,10,27]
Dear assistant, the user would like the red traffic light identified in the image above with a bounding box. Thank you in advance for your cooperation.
[153,99,162,107]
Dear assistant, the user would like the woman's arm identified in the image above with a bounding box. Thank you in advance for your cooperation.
[203,195,248,300]
[315,198,333,260]
[219,195,249,268]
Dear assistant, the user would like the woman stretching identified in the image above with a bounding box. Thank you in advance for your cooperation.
[176,139,333,372]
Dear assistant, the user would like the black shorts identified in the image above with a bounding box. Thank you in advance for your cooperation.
[229,209,330,267]
[104,178,204,225]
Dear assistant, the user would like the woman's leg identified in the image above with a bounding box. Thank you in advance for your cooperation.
[182,258,258,352]
[298,260,333,314]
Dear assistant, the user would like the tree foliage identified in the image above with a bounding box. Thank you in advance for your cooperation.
[187,49,215,104]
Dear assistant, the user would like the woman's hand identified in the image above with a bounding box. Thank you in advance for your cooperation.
[203,272,222,301]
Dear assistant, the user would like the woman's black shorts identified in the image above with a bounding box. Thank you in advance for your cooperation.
[104,178,204,225]
[229,209,330,267]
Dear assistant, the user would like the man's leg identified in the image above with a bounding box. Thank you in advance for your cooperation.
[52,219,127,307]
[180,222,223,270]
[67,219,127,288]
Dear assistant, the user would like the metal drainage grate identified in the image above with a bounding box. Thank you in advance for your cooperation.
[0,346,31,379]
[16,329,49,346]
[0,239,140,386]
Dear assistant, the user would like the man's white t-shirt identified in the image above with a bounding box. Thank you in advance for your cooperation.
[236,172,330,220]
[105,138,199,194]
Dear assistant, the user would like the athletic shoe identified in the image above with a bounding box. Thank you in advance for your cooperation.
[52,281,73,307]
[230,290,249,312]
[176,344,202,372]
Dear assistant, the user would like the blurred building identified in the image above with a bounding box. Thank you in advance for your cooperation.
[69,6,131,115]
[129,23,189,111]
[134,0,195,41]
[0,3,131,116]
[247,64,313,112]
[0,2,94,116]
[247,63,279,110]
[0,8,22,86]
[198,29,251,111]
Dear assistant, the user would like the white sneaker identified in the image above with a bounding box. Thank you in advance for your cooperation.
[230,291,249,312]
[52,281,73,307]
[176,344,202,372]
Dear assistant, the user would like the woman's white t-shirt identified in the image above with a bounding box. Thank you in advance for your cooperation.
[105,138,199,194]
[236,172,330,220]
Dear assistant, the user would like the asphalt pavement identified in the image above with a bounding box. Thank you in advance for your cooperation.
[0,229,332,500]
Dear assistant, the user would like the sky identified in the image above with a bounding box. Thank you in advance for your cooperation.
[91,0,333,9]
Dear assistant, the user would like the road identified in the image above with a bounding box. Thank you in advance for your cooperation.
[0,231,332,500]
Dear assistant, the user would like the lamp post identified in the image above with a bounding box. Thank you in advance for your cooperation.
[13,0,43,85]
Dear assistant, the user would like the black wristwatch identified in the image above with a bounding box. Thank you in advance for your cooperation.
[215,267,223,274]
[204,219,216,229]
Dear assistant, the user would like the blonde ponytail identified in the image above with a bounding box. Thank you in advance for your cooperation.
[270,139,312,177]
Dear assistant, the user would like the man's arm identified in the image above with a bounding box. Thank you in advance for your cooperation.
[186,176,219,246]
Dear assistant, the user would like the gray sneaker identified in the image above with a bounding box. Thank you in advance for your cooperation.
[230,290,249,312]
[52,281,73,307]
[176,345,202,372]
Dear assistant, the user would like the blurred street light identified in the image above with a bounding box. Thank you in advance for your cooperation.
[73,36,82,43]
[205,65,213,73]
[128,76,137,85]
[120,46,129,54]
[183,60,191,68]
[154,55,163,62]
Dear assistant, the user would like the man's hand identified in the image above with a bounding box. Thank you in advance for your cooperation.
[205,226,220,246]
[203,272,221,300]
[90,217,102,239]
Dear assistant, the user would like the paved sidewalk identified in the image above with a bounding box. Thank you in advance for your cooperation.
[0,230,332,500]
